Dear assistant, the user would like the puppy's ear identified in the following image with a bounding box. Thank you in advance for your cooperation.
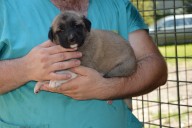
[83,16,91,32]
[48,27,54,41]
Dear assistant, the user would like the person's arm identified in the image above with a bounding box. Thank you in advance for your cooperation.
[0,40,82,94]
[117,29,167,97]
[0,57,29,94]
[40,30,167,100]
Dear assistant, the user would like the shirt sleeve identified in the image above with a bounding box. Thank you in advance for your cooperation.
[0,1,4,47]
[125,1,149,34]
[0,1,6,58]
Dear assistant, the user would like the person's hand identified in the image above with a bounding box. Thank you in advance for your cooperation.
[23,40,82,82]
[40,66,116,100]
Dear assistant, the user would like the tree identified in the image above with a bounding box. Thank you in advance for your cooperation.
[184,0,192,13]
[131,0,155,25]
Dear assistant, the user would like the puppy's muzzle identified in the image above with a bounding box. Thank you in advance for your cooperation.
[68,34,78,48]
[68,34,75,42]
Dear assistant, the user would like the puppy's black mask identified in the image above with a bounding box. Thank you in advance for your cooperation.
[48,13,91,49]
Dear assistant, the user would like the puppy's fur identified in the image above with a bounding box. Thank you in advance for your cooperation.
[34,11,136,108]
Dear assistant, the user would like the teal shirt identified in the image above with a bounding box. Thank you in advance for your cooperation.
[0,0,148,128]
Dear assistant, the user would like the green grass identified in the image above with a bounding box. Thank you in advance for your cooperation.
[158,44,192,63]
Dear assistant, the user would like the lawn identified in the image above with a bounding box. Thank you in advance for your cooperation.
[158,44,192,63]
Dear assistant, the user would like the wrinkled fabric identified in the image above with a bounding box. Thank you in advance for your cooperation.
[0,0,147,128]
[51,0,89,15]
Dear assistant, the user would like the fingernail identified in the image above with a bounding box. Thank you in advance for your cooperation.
[75,60,81,65]
[77,52,82,57]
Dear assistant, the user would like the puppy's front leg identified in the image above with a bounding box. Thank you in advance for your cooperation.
[49,70,78,88]
[34,70,78,94]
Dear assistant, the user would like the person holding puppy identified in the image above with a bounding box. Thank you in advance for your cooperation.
[0,0,167,128]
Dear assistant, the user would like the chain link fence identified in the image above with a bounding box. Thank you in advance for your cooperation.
[131,0,192,127]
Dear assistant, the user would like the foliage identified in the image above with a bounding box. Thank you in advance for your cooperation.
[184,0,192,13]
[131,0,154,25]
[131,0,192,26]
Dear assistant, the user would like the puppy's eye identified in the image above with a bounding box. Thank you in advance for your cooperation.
[56,29,64,33]
[59,24,65,31]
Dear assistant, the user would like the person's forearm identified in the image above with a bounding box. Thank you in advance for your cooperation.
[0,57,29,94]
[102,53,167,99]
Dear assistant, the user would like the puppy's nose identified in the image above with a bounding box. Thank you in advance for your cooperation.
[68,34,75,42]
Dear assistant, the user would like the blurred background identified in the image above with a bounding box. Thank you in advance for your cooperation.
[130,0,192,128]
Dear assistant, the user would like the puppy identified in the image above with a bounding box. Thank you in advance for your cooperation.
[34,11,136,108]
[49,11,136,77]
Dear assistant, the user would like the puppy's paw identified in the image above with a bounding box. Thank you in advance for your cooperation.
[49,70,78,88]
[34,81,49,94]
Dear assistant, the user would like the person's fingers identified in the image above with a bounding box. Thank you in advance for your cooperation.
[49,72,72,80]
[46,45,77,54]
[71,66,92,76]
[50,60,81,71]
[49,52,82,63]
[39,40,56,48]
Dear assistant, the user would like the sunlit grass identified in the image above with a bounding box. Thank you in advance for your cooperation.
[158,44,192,63]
